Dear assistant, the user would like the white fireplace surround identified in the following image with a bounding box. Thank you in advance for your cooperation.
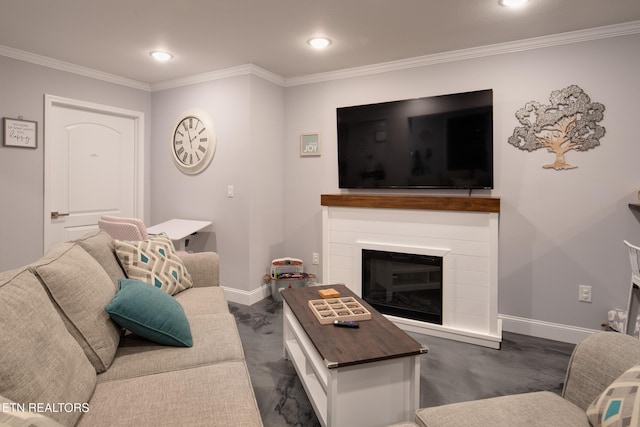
[322,195,501,349]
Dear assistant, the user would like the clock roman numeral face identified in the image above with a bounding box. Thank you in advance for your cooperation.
[173,116,209,166]
[172,110,216,175]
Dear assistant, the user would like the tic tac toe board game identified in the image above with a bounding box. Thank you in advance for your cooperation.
[308,297,372,325]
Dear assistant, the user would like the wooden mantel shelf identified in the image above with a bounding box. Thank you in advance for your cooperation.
[321,194,500,213]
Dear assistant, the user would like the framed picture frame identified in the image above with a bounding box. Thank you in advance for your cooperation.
[3,117,38,148]
[300,132,321,157]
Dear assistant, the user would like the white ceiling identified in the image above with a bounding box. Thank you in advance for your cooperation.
[2,0,640,86]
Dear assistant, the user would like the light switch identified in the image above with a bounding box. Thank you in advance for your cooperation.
[227,185,234,198]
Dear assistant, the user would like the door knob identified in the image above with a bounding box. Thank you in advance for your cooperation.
[51,211,70,219]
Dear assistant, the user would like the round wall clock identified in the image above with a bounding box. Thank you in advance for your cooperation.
[171,108,216,174]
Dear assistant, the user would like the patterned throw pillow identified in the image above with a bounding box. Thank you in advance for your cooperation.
[587,364,640,427]
[114,234,192,295]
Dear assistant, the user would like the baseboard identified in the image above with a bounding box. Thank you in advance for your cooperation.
[223,284,271,306]
[222,290,601,345]
[500,314,600,344]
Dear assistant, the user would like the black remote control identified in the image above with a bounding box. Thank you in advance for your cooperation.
[333,320,359,328]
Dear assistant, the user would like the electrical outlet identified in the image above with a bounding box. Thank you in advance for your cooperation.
[579,285,592,303]
[312,252,320,265]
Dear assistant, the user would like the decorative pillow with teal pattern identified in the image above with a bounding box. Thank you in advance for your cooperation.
[105,278,193,347]
[114,233,192,295]
[587,364,640,427]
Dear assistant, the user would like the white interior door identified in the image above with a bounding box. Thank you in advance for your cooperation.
[44,95,144,251]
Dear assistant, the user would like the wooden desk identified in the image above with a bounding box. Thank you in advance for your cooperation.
[147,219,212,250]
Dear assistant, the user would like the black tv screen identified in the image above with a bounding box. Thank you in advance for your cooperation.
[337,89,493,189]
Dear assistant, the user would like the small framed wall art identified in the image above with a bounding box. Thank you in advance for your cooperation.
[3,117,38,148]
[300,132,321,157]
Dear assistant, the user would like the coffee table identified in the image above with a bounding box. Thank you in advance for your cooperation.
[281,284,427,427]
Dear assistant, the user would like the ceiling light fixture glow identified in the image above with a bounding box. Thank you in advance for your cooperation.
[499,0,529,7]
[149,51,173,61]
[307,37,332,49]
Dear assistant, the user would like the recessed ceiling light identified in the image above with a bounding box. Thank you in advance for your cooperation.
[499,0,529,7]
[307,37,332,49]
[149,51,173,61]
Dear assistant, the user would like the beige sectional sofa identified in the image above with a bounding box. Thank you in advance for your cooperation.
[390,331,640,427]
[0,230,263,427]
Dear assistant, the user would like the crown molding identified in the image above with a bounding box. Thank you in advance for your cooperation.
[2,20,639,91]
[283,20,640,87]
[0,44,150,91]
[149,63,285,92]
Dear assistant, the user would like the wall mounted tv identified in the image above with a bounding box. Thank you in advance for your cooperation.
[337,89,493,189]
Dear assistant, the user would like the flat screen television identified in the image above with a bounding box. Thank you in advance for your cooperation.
[337,89,493,189]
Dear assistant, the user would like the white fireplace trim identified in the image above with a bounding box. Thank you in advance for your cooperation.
[356,241,451,258]
[322,204,501,349]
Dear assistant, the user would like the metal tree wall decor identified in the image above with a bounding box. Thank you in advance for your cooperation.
[508,85,606,170]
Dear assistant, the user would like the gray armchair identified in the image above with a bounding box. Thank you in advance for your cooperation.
[390,331,640,427]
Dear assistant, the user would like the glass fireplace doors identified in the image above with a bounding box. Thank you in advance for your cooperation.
[362,249,443,324]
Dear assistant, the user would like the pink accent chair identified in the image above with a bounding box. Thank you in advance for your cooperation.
[98,215,149,241]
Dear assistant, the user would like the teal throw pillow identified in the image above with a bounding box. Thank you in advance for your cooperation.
[105,278,193,347]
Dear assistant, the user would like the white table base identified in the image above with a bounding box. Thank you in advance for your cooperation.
[283,301,421,427]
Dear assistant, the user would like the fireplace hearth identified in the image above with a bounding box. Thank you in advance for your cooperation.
[362,249,442,324]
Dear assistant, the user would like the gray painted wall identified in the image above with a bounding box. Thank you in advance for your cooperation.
[150,75,285,293]
[0,56,151,270]
[2,32,639,335]
[282,33,640,332]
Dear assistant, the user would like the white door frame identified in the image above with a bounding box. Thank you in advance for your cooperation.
[43,94,145,251]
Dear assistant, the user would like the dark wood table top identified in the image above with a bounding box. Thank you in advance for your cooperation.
[281,284,428,368]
